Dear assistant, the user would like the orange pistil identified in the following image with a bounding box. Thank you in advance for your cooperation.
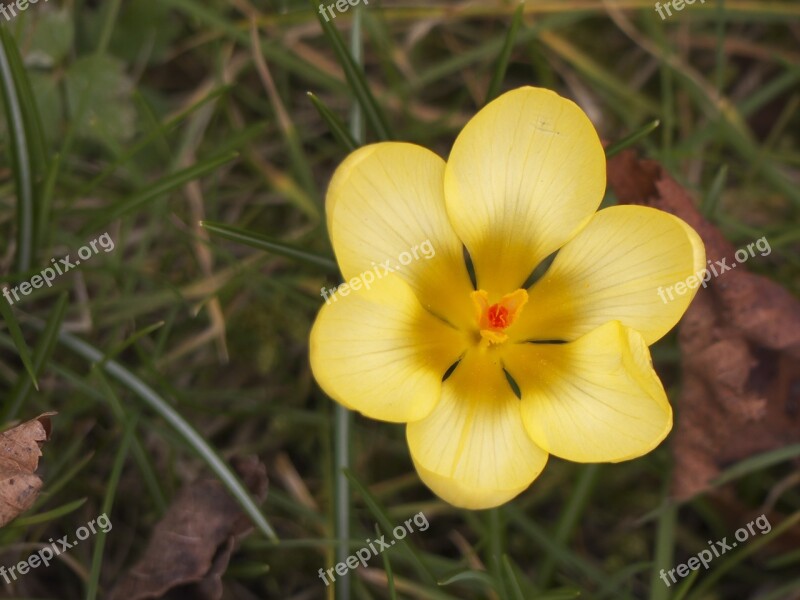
[487,304,510,329]
[471,289,528,345]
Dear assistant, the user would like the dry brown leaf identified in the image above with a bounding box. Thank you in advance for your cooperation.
[108,456,268,600]
[0,413,54,527]
[607,151,800,500]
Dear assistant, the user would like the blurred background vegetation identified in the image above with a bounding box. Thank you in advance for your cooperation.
[0,0,799,598]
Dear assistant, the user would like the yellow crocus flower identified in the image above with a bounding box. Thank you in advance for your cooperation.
[310,87,705,509]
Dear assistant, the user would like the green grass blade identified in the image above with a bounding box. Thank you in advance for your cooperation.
[438,569,496,588]
[47,327,278,541]
[487,508,507,598]
[377,523,398,600]
[0,293,69,422]
[0,28,44,269]
[502,554,527,600]
[530,589,581,600]
[686,511,800,600]
[86,413,137,600]
[36,152,61,251]
[93,369,168,513]
[78,86,231,196]
[747,579,800,600]
[164,0,346,91]
[0,299,40,398]
[712,0,728,95]
[670,569,700,600]
[606,119,661,157]
[711,443,800,486]
[702,164,728,218]
[0,26,49,262]
[94,321,165,368]
[343,469,436,584]
[0,30,48,171]
[249,24,319,204]
[94,0,123,55]
[201,221,338,272]
[539,30,657,119]
[88,150,238,229]
[649,499,676,600]
[410,13,581,92]
[537,464,599,588]
[596,562,650,599]
[312,0,393,140]
[738,67,800,117]
[34,451,95,509]
[506,504,609,587]
[485,2,524,104]
[7,498,88,527]
[307,92,358,152]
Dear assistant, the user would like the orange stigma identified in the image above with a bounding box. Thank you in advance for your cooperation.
[471,289,528,345]
[487,304,510,329]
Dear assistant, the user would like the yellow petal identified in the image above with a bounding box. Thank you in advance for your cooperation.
[406,349,548,509]
[310,274,468,423]
[327,142,475,328]
[510,205,706,345]
[444,86,606,295]
[503,321,672,463]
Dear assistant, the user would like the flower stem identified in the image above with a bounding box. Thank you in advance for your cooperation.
[334,404,351,600]
[334,8,365,600]
[488,507,508,598]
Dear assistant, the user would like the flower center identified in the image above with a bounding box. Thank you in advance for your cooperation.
[471,289,528,345]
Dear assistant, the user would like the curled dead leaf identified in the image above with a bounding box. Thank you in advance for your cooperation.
[0,412,55,527]
[108,455,268,600]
